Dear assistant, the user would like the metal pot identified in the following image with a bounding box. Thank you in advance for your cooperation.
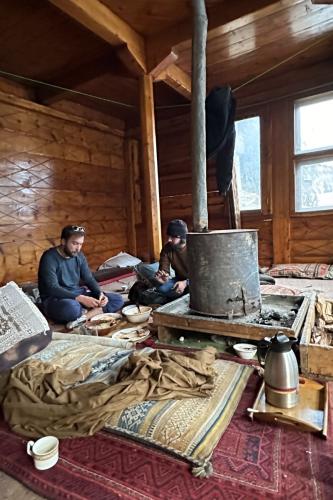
[260,333,299,409]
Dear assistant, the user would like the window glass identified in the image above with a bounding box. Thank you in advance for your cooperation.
[295,93,333,153]
[295,158,333,212]
[234,116,261,211]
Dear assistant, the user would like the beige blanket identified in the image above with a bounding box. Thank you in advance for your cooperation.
[316,296,333,324]
[2,347,216,438]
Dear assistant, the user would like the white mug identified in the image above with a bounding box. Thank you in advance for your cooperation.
[27,436,59,470]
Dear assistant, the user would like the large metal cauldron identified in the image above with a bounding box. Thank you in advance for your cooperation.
[187,229,261,317]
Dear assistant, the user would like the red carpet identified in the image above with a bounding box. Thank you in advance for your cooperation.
[1,374,332,500]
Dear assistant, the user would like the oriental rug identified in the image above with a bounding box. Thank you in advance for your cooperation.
[1,374,332,500]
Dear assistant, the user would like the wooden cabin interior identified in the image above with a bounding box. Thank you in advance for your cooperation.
[0,0,333,498]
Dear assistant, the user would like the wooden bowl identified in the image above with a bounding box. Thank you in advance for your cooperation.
[86,317,117,336]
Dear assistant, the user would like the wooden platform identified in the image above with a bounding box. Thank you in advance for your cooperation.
[154,294,310,343]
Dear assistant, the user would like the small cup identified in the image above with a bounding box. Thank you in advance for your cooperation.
[27,436,59,470]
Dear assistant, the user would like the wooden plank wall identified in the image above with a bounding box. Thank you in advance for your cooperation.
[156,63,333,267]
[156,111,270,265]
[0,81,129,284]
[156,113,230,244]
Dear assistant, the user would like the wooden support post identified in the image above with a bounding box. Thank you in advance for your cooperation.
[125,138,138,256]
[139,74,162,261]
[228,165,241,229]
[271,101,292,263]
[191,0,208,232]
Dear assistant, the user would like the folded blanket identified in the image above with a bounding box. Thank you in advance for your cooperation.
[316,296,333,324]
[2,347,216,438]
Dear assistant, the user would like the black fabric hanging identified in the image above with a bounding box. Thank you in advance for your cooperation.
[206,86,236,195]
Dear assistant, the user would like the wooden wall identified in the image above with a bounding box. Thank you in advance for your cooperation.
[156,60,333,267]
[0,79,129,285]
[155,111,269,264]
[156,113,230,242]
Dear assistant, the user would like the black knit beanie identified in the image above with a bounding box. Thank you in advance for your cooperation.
[166,219,188,239]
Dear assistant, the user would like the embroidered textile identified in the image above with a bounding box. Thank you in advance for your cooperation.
[0,281,49,355]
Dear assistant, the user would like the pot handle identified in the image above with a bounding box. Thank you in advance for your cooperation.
[27,441,35,456]
[258,339,270,366]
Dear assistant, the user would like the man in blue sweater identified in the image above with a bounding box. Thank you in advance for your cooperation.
[38,225,124,324]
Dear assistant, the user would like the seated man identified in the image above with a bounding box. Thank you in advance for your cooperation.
[136,219,189,303]
[38,225,124,324]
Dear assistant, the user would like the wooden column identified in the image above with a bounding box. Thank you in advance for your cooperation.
[139,74,162,261]
[228,166,241,229]
[125,138,139,256]
[191,0,208,231]
[271,100,292,263]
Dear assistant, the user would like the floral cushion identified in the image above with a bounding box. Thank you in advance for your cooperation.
[267,263,333,280]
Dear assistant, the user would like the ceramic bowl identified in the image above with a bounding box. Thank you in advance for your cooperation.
[233,343,257,359]
[122,305,152,323]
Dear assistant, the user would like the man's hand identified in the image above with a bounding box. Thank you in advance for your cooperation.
[76,295,100,309]
[99,293,109,307]
[173,280,187,294]
[155,270,170,284]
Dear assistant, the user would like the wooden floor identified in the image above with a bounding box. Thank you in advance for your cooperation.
[1,471,44,499]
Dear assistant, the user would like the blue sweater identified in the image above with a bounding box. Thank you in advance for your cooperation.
[38,247,101,300]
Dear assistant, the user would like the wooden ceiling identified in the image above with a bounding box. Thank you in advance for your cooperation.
[0,0,332,122]
[176,0,333,90]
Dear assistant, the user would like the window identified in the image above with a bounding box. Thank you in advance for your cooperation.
[234,116,261,211]
[294,92,333,212]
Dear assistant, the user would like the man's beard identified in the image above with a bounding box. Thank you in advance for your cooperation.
[170,240,186,250]
[63,245,78,257]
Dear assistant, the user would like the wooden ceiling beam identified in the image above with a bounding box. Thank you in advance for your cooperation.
[149,51,179,80]
[49,0,147,73]
[48,0,192,100]
[146,0,285,73]
[155,65,191,100]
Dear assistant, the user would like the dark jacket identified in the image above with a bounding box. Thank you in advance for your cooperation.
[159,243,188,281]
[206,86,236,195]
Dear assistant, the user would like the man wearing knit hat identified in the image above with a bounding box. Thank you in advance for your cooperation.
[135,219,189,303]
[154,219,189,299]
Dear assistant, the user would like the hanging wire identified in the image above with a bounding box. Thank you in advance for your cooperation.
[233,32,333,93]
[159,32,333,108]
[0,69,136,109]
[1,31,332,111]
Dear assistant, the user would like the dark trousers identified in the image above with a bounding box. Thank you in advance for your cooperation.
[42,291,124,324]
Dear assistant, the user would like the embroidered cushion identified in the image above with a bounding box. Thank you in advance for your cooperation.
[104,359,253,477]
[267,263,333,279]
[0,281,51,371]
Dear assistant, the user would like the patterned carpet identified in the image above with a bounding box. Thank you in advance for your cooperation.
[1,373,332,500]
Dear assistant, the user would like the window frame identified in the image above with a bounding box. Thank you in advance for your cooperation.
[234,111,264,214]
[293,91,333,215]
